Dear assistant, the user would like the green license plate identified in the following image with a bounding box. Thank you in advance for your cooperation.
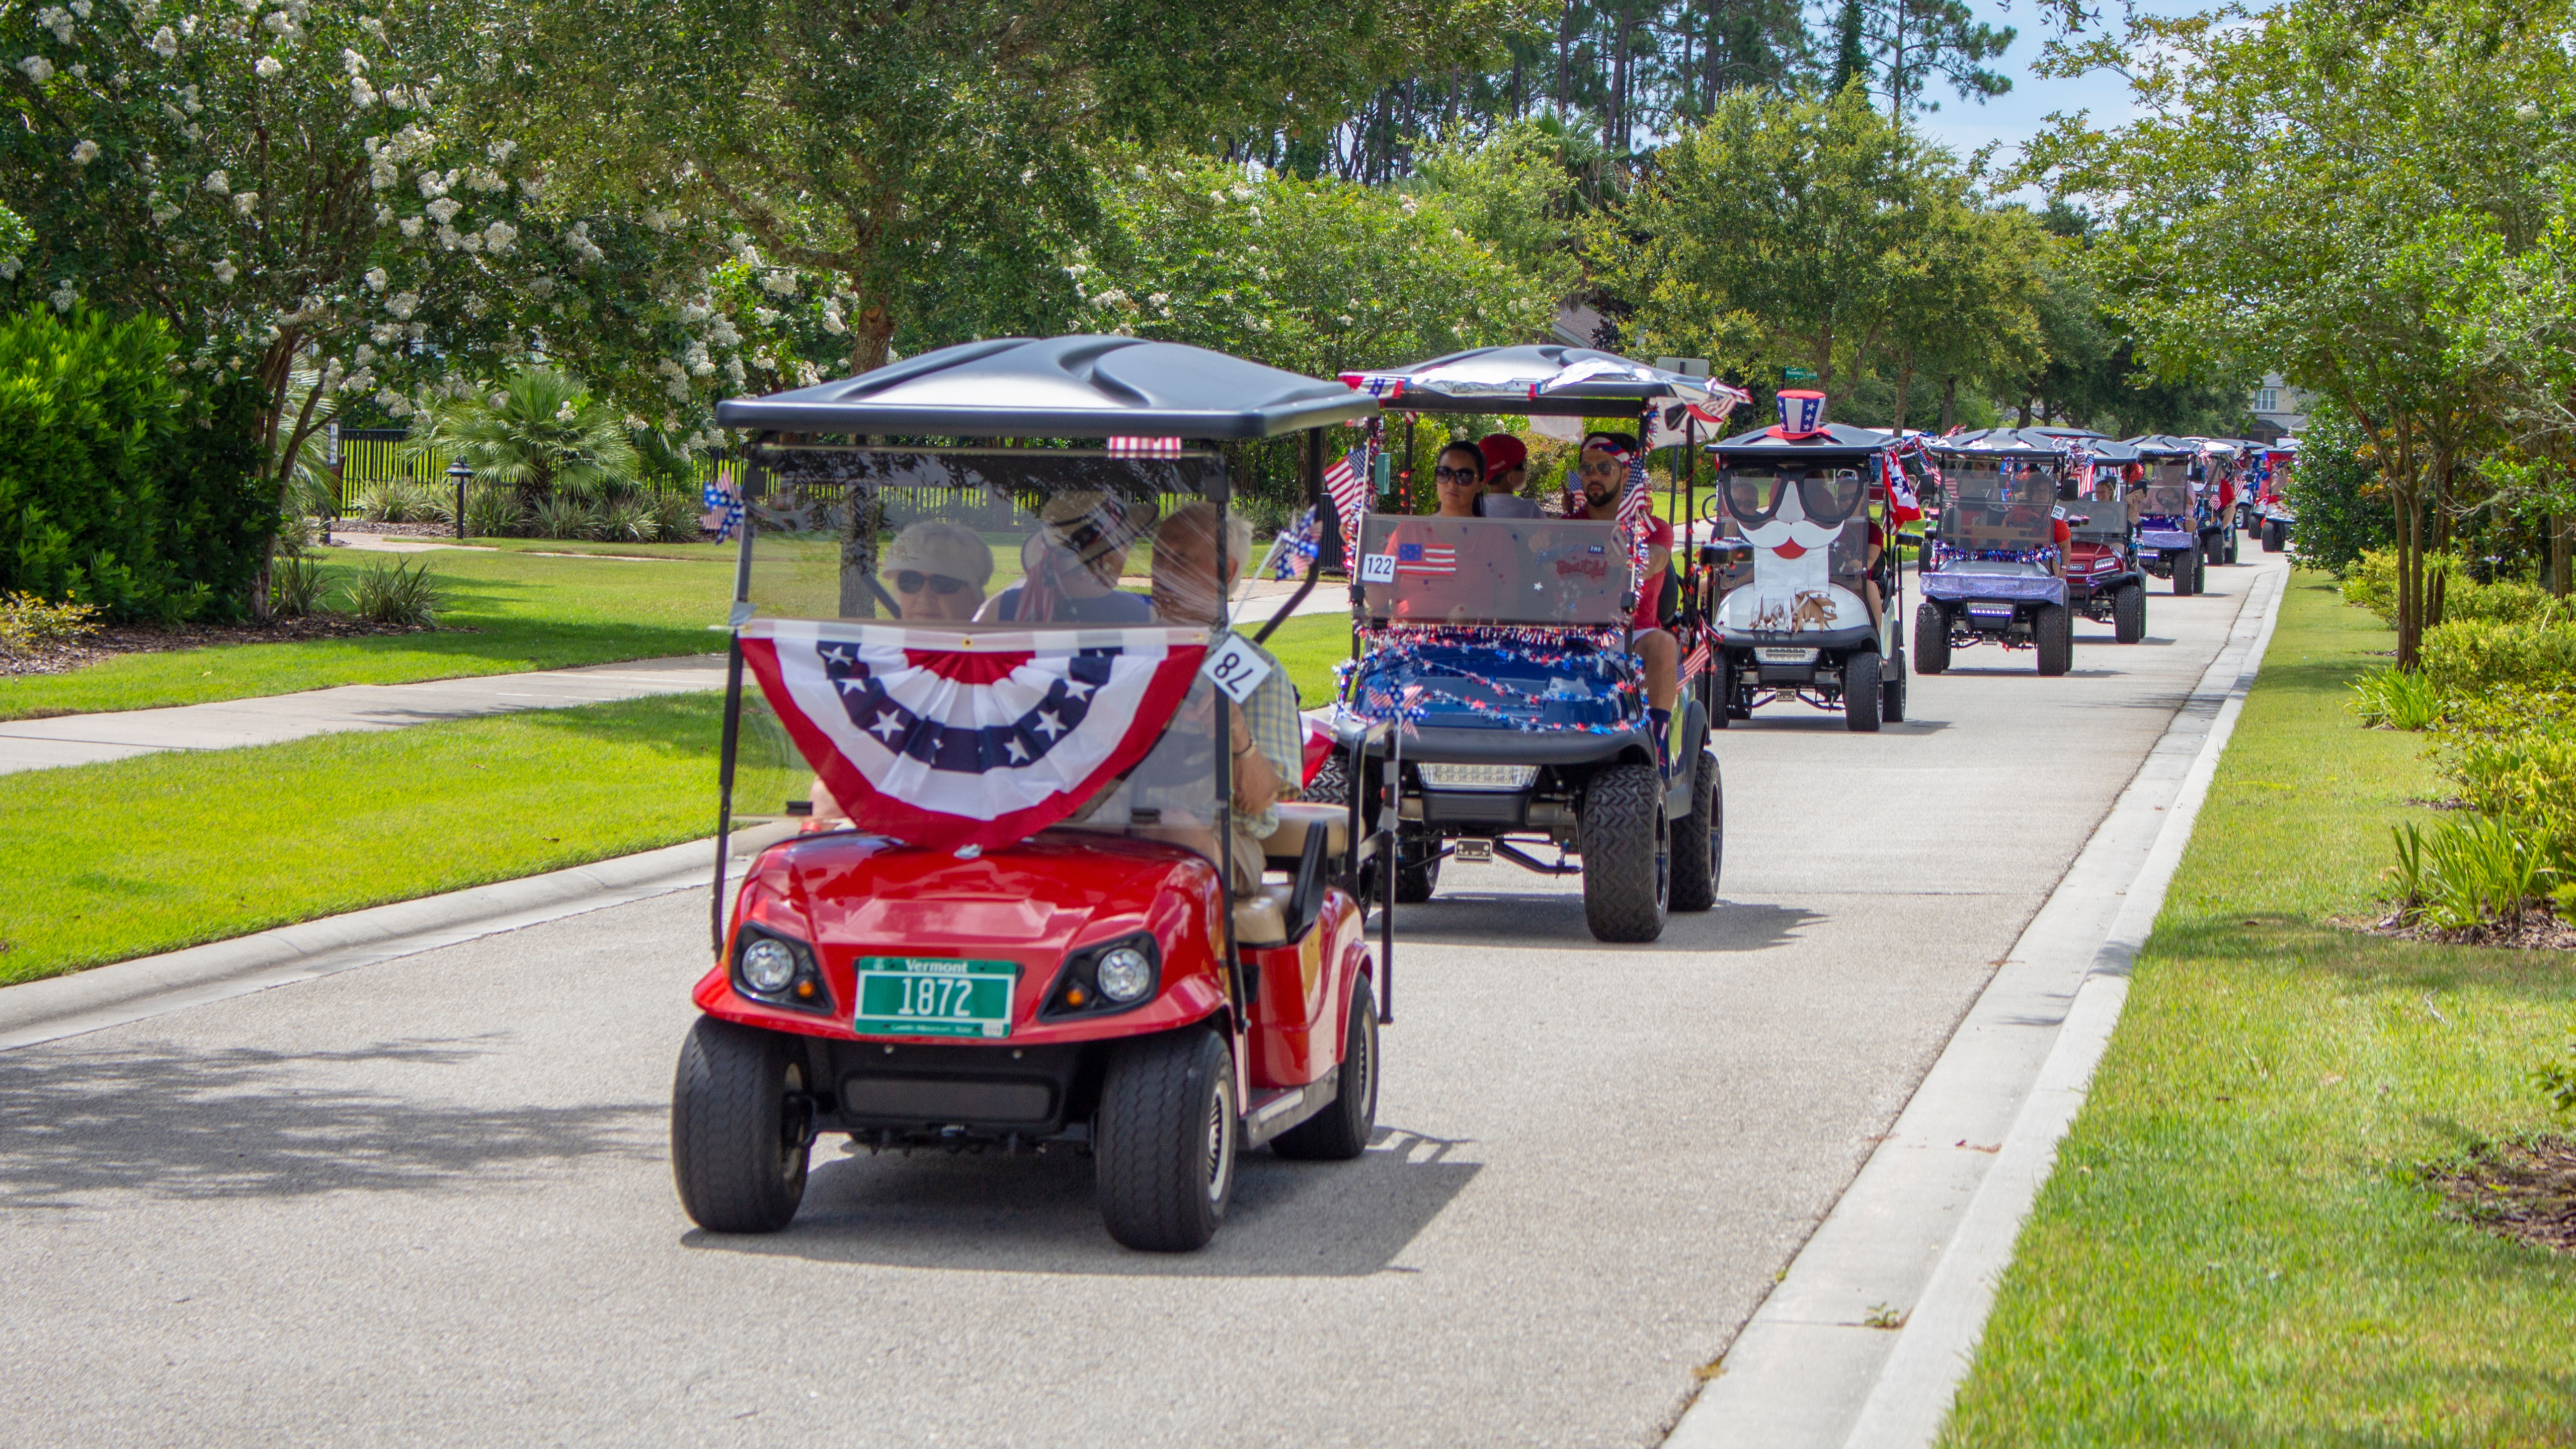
[852,957,1019,1039]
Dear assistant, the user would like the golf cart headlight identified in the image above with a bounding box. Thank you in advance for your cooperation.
[739,938,799,994]
[1095,946,1154,1004]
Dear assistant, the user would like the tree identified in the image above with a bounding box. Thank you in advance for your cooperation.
[1589,86,1932,398]
[499,0,1516,377]
[0,0,560,615]
[399,366,640,509]
[1857,0,2011,121]
[2026,0,2574,665]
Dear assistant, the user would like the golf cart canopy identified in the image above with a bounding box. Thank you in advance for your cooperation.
[1339,345,1749,417]
[714,335,1378,440]
[1927,426,2129,462]
[1707,421,1892,462]
[2122,434,2210,459]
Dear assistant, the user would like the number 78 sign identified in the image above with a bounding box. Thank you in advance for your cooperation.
[1200,634,1276,704]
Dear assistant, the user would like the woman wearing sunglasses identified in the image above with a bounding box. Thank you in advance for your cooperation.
[879,520,994,622]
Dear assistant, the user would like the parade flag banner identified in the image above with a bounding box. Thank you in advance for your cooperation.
[1880,450,1924,522]
[1326,447,1368,549]
[737,619,1207,853]
[1682,638,1711,681]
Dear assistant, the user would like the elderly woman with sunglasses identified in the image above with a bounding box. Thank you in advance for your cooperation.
[879,521,995,622]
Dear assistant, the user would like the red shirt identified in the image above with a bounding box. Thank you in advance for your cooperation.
[1568,495,1671,628]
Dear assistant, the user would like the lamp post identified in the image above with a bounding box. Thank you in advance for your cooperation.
[446,459,471,541]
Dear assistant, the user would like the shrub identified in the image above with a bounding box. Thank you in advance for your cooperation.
[462,485,528,539]
[2343,550,2566,629]
[645,488,704,543]
[531,494,599,541]
[342,558,443,626]
[268,555,330,620]
[2351,666,2445,730]
[2286,402,2396,577]
[2440,722,2576,860]
[0,591,103,653]
[594,494,654,543]
[2391,814,2558,932]
[2421,618,2576,698]
[358,480,450,525]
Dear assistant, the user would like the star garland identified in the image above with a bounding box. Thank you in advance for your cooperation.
[1336,625,1651,735]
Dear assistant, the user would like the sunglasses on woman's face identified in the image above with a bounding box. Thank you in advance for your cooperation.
[1434,467,1481,484]
[892,571,969,595]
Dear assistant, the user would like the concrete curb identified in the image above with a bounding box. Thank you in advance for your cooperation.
[0,832,775,1052]
[1667,558,2289,1448]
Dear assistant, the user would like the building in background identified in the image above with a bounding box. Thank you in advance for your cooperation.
[2250,373,2310,442]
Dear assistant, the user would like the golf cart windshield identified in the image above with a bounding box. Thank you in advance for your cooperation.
[2065,472,2133,542]
[2137,463,2191,520]
[725,445,1227,855]
[1355,514,1633,625]
[1935,465,2056,556]
[1713,465,1874,594]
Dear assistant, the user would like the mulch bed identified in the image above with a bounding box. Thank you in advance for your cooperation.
[0,615,449,685]
[2364,903,2576,951]
[2428,1136,2576,1255]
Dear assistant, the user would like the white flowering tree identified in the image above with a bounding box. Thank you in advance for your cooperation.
[0,0,566,613]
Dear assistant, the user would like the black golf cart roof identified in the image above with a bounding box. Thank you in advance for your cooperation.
[713,335,1377,439]
[1929,426,2137,462]
[1338,344,1744,417]
[1707,421,1892,462]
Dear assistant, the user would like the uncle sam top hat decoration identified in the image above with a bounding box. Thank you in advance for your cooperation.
[1773,388,1827,439]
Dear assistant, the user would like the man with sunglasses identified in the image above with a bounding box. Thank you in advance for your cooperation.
[879,521,994,622]
[1564,432,1682,774]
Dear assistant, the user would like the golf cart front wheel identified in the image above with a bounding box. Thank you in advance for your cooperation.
[1579,762,1669,943]
[1097,1027,1237,1252]
[1272,975,1378,1161]
[1882,647,1908,723]
[1913,601,1950,675]
[2033,603,2074,676]
[2262,518,2286,552]
[1393,826,1442,903]
[1843,651,1882,732]
[1669,749,1721,913]
[2113,583,2147,644]
[2172,546,2200,596]
[670,1017,812,1235]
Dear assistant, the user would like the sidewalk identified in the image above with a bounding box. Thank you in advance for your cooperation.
[0,654,725,775]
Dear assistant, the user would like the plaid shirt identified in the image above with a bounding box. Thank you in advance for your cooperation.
[1230,634,1299,840]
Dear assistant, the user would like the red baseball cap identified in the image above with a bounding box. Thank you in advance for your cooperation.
[1477,432,1529,482]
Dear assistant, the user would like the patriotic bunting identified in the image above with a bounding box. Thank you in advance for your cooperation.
[737,619,1207,853]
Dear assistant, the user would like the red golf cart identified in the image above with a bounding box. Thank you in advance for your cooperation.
[673,337,1392,1252]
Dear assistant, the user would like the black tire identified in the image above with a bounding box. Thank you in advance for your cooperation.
[1579,762,1669,943]
[2193,549,2208,594]
[1272,976,1379,1161]
[2113,583,2146,644]
[2224,528,2240,565]
[2262,517,2286,553]
[1913,601,1950,675]
[1669,747,1721,912]
[2171,546,2199,596]
[1305,753,1348,806]
[1882,647,1908,723]
[1708,655,1730,730]
[1843,651,1882,732]
[2033,603,2073,677]
[1392,826,1441,903]
[1096,1028,1238,1252]
[670,1017,812,1235]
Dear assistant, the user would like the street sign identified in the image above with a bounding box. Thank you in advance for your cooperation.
[1782,366,1817,382]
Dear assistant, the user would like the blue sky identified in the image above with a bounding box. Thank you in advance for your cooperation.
[1899,0,2207,182]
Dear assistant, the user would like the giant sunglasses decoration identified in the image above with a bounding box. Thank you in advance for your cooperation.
[1719,469,1867,528]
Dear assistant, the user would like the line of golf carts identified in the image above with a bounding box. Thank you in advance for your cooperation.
[665,334,2270,1254]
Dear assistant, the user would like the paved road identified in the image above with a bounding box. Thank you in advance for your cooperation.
[0,556,2274,1447]
[0,655,725,775]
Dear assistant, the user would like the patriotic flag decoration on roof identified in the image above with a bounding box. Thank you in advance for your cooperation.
[1880,450,1924,522]
[1107,435,1184,458]
[736,619,1207,853]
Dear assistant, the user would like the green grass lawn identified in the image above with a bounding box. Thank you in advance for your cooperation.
[0,548,733,721]
[1259,612,1356,709]
[0,694,724,985]
[442,536,741,560]
[1940,572,2576,1446]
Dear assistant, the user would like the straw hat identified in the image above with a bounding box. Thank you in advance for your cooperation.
[1037,490,1151,566]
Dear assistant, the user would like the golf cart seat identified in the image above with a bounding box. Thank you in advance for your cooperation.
[1232,884,1299,946]
[1260,802,1350,867]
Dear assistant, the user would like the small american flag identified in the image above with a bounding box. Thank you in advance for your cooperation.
[1325,447,1368,545]
[1683,639,1710,680]
[1882,450,1923,522]
[1395,542,1457,575]
[1616,450,1653,587]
